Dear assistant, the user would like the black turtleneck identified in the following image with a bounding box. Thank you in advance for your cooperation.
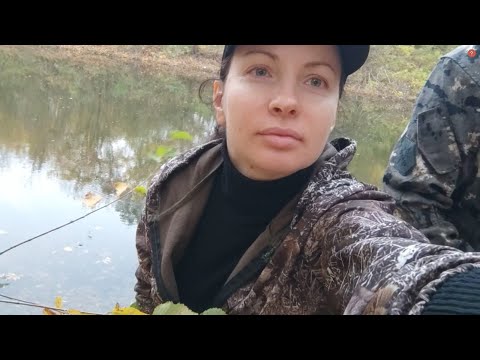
[175,141,314,312]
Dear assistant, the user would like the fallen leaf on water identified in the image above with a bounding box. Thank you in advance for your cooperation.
[113,182,128,196]
[66,309,88,315]
[83,192,102,208]
[43,296,94,315]
[43,308,64,315]
[55,296,63,308]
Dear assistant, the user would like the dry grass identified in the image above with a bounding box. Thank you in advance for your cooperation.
[0,45,223,81]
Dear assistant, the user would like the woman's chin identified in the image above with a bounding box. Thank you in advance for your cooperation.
[252,157,308,180]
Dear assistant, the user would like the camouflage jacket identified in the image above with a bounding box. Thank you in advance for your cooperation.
[134,137,480,315]
[383,45,480,250]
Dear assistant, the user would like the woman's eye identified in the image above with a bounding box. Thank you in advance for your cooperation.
[253,67,269,77]
[308,77,324,88]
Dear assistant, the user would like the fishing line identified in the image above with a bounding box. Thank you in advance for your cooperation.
[0,175,154,256]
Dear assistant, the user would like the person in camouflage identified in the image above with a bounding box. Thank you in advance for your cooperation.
[134,45,480,315]
[383,45,480,252]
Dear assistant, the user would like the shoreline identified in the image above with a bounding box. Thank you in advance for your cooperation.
[0,45,222,81]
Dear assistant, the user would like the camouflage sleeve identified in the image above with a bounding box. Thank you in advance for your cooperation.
[316,189,480,315]
[383,55,480,248]
[133,215,156,314]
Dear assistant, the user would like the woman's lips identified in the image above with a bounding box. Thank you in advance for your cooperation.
[258,127,303,149]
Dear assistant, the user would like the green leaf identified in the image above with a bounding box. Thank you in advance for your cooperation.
[129,301,141,310]
[170,131,193,141]
[155,145,173,158]
[201,308,226,315]
[152,302,197,315]
[134,186,147,196]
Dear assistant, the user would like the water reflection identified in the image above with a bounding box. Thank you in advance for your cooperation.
[0,49,215,314]
[334,94,413,187]
[0,48,415,314]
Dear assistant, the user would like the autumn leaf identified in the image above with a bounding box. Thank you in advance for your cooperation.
[113,182,128,196]
[43,307,95,315]
[67,309,87,315]
[43,308,64,315]
[42,298,216,316]
[43,296,65,315]
[170,131,193,141]
[55,296,63,308]
[152,302,197,315]
[111,303,146,315]
[42,296,98,315]
[83,192,102,208]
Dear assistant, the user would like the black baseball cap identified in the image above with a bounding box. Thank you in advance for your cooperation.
[222,45,370,77]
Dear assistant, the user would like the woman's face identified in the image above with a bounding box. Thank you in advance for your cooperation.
[213,45,342,180]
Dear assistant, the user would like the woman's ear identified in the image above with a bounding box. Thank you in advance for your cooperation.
[213,80,225,127]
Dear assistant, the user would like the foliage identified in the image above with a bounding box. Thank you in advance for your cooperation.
[134,185,147,196]
[41,297,226,315]
[152,302,197,315]
[110,303,146,315]
[170,130,193,141]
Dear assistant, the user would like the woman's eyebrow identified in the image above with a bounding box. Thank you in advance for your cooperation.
[242,49,278,62]
[240,50,337,76]
[304,61,337,75]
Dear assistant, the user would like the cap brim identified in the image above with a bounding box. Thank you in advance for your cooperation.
[222,45,369,77]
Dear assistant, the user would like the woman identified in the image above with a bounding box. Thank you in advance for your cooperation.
[134,45,480,315]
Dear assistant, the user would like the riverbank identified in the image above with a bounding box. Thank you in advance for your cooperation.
[0,45,458,102]
[0,45,222,80]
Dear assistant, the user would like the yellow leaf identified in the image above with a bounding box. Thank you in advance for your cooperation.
[111,303,146,315]
[67,309,91,315]
[83,192,102,208]
[55,296,63,309]
[43,308,64,315]
[113,182,128,196]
